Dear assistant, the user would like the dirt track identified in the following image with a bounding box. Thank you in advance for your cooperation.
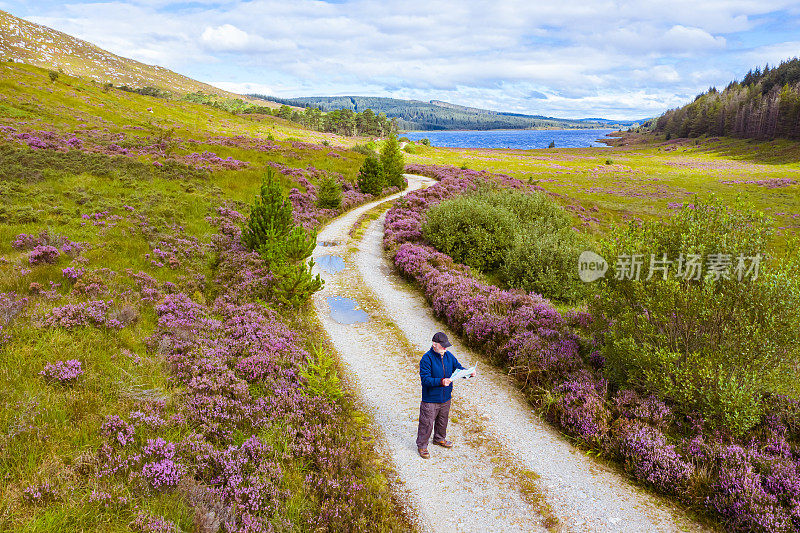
[311,174,705,533]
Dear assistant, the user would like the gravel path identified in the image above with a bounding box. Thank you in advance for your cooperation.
[311,175,707,533]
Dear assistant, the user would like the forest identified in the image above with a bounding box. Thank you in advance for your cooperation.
[255,95,632,131]
[654,57,800,139]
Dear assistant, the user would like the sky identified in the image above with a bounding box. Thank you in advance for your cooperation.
[5,0,800,120]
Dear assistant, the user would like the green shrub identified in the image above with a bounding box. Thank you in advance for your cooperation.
[351,143,374,156]
[590,197,800,435]
[501,227,587,302]
[485,189,586,301]
[48,71,59,82]
[357,156,384,195]
[241,168,323,307]
[419,138,430,146]
[316,175,342,209]
[422,188,587,302]
[479,188,569,228]
[403,143,416,154]
[300,344,343,401]
[422,195,516,271]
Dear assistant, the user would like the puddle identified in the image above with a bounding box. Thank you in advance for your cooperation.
[318,240,340,247]
[317,254,345,274]
[327,296,369,324]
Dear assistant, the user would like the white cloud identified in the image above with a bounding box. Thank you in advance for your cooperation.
[633,65,681,83]
[661,25,726,52]
[743,41,800,67]
[201,24,250,51]
[200,24,297,53]
[16,0,800,119]
[209,80,274,95]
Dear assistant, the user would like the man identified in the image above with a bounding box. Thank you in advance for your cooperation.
[416,331,475,459]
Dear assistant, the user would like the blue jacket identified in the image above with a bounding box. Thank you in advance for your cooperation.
[420,347,465,403]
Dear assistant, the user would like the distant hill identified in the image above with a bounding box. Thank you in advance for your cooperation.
[254,95,639,131]
[0,9,272,105]
[654,57,800,139]
[578,117,646,126]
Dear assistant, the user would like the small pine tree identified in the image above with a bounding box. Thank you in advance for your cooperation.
[241,168,322,307]
[48,71,59,83]
[380,133,405,188]
[357,155,384,195]
[316,175,342,209]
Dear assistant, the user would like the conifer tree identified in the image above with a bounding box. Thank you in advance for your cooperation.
[241,168,322,307]
[357,155,385,195]
[380,133,405,188]
[316,175,342,209]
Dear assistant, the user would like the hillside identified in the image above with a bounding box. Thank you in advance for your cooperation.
[0,58,421,530]
[0,9,272,105]
[654,57,800,140]
[3,34,800,533]
[256,95,641,131]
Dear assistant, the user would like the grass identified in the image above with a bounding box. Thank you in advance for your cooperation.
[0,62,367,148]
[404,132,800,243]
[3,57,800,529]
[336,206,558,531]
[349,202,395,241]
[0,62,409,530]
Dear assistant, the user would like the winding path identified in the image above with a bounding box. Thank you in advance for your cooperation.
[311,175,706,533]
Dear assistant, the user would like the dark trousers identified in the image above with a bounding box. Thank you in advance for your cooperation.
[416,399,451,449]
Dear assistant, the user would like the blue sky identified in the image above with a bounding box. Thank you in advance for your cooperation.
[5,0,800,119]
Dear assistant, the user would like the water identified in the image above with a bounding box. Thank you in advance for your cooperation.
[402,128,617,150]
[327,296,369,324]
[316,254,345,274]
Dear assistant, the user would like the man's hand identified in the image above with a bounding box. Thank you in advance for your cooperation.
[441,378,452,386]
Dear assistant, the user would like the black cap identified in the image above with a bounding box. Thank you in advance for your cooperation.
[432,332,452,348]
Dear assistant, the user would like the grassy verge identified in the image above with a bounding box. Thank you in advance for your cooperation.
[0,62,415,530]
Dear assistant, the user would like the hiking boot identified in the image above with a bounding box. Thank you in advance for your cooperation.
[418,448,430,459]
[433,439,453,448]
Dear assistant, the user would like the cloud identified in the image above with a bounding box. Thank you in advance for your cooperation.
[632,65,681,83]
[661,25,726,52]
[201,24,250,51]
[15,0,800,119]
[200,24,297,53]
[209,80,274,95]
[743,41,800,67]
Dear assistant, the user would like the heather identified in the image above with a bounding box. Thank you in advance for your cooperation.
[0,62,411,531]
[385,166,800,531]
[1,198,408,530]
[401,134,800,245]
